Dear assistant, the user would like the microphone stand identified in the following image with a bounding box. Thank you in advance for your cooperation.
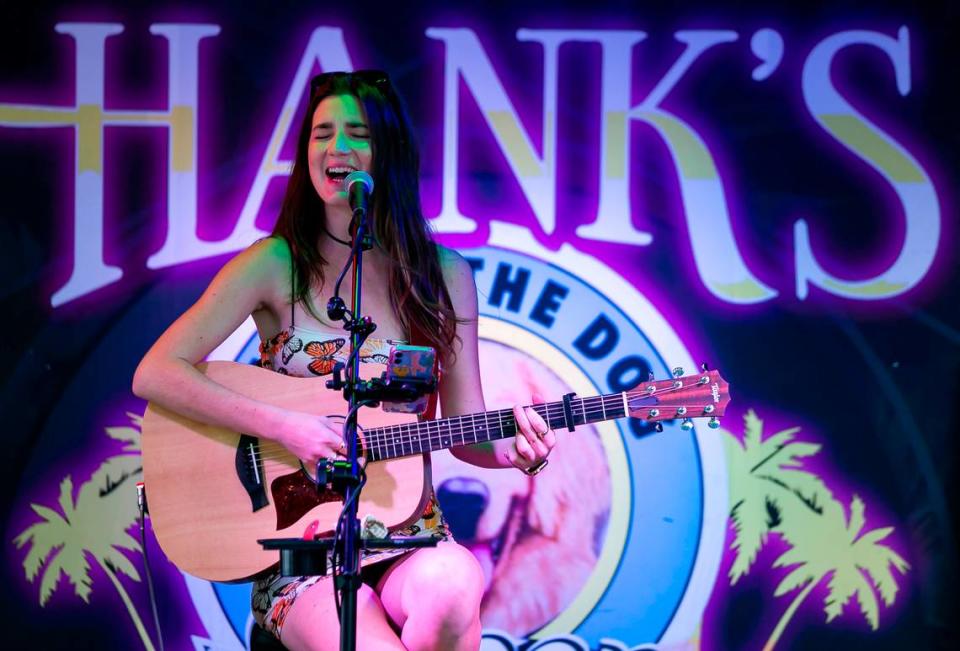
[336,202,371,651]
[260,179,438,651]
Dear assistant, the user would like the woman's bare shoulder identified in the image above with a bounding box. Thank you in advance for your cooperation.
[435,244,478,317]
[223,236,290,286]
[435,243,473,276]
[243,236,291,269]
[200,236,293,316]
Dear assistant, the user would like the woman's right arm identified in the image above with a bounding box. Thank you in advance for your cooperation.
[132,238,344,465]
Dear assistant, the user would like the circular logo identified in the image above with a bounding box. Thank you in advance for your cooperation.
[187,225,726,649]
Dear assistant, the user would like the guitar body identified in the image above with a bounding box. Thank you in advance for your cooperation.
[141,361,429,583]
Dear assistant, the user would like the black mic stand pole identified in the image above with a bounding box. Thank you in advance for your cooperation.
[337,201,371,651]
[258,174,438,651]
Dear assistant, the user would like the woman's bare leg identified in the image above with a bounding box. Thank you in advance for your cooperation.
[279,577,405,651]
[376,543,484,651]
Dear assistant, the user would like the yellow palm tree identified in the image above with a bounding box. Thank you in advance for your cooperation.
[762,494,909,650]
[722,409,909,650]
[13,413,156,651]
[723,409,827,583]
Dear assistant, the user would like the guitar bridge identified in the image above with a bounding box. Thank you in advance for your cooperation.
[235,435,269,512]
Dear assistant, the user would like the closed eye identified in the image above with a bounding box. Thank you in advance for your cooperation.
[313,122,370,140]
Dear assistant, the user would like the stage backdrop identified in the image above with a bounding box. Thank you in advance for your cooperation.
[2,1,957,649]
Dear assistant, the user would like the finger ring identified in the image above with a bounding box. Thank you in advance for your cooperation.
[522,458,549,476]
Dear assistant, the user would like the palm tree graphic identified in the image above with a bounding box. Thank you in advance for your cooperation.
[724,409,909,650]
[724,410,824,584]
[13,413,157,651]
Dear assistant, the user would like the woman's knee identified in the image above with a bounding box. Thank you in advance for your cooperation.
[280,582,402,651]
[278,582,341,651]
[406,545,484,619]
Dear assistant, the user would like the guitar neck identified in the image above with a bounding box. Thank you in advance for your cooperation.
[362,368,731,461]
[364,393,624,462]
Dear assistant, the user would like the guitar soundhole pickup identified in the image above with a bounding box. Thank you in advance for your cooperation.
[235,435,269,512]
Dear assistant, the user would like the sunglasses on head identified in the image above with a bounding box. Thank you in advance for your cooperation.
[310,69,391,92]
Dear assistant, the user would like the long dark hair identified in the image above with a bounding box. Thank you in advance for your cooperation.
[271,71,460,362]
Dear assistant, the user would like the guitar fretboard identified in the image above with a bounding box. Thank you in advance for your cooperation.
[362,393,628,462]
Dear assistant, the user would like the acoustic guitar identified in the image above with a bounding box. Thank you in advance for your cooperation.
[141,360,730,582]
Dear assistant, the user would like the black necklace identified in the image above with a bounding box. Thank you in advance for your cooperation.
[323,226,353,247]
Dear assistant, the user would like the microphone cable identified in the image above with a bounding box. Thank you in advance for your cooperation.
[137,482,166,651]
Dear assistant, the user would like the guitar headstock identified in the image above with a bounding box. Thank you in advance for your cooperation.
[626,367,730,430]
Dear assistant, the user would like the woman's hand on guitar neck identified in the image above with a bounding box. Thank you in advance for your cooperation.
[509,394,556,475]
[271,410,349,467]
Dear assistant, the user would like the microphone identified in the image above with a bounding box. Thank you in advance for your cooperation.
[344,170,374,218]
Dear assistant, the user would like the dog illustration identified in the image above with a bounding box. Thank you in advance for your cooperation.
[432,340,612,634]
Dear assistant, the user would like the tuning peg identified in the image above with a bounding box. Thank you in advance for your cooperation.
[655,422,664,433]
[708,417,720,429]
[703,405,715,414]
[680,418,694,431]
[672,366,684,378]
[700,362,709,371]
[648,372,655,382]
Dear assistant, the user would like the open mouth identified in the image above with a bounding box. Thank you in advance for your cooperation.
[325,165,357,186]
[486,495,525,564]
[438,478,527,590]
[463,495,527,591]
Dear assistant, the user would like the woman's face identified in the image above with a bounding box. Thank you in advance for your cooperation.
[308,93,373,208]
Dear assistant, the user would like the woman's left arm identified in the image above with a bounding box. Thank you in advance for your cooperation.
[437,247,555,471]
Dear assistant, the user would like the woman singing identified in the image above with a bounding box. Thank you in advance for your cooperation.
[133,70,555,650]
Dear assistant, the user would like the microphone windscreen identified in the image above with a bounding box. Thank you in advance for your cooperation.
[344,170,374,194]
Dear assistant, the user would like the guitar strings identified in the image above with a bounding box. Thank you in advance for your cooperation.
[243,392,704,466]
[351,381,704,453]
[243,382,707,464]
[241,381,713,466]
[242,401,574,464]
